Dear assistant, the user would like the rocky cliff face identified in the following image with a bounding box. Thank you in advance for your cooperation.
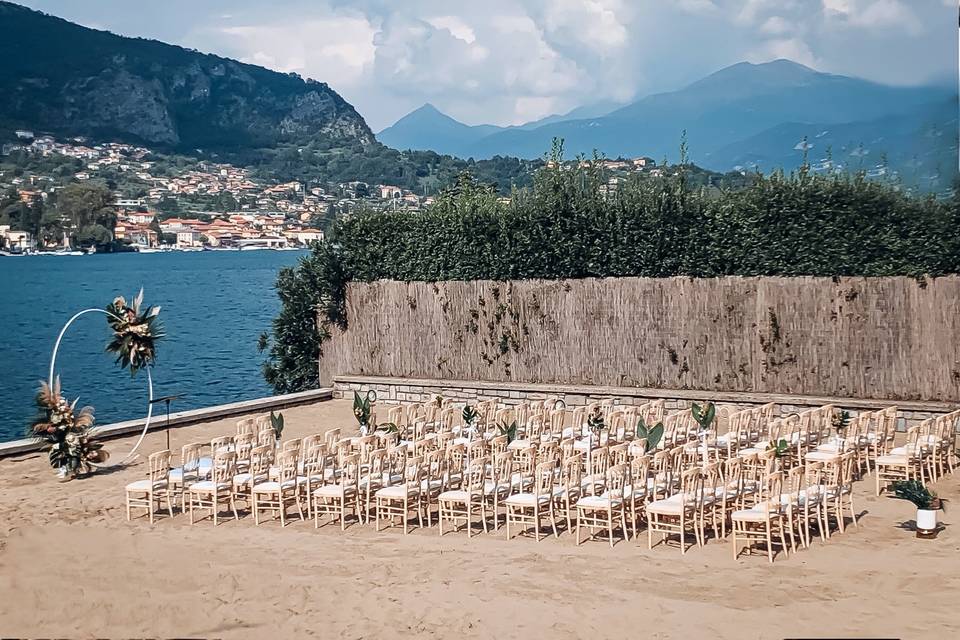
[0,2,374,150]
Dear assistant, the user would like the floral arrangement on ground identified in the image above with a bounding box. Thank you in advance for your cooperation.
[29,376,107,477]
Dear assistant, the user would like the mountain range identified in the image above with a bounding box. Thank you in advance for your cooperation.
[379,60,957,184]
[0,1,372,152]
[377,100,623,157]
[0,1,955,191]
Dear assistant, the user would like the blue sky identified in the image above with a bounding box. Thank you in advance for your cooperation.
[15,0,959,130]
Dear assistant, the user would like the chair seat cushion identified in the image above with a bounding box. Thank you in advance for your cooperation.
[577,495,621,509]
[504,493,550,507]
[876,454,908,465]
[646,494,697,515]
[484,480,511,496]
[375,484,418,499]
[251,480,297,492]
[732,503,782,521]
[188,480,231,492]
[438,489,475,502]
[126,479,168,492]
[233,472,268,487]
[313,484,356,497]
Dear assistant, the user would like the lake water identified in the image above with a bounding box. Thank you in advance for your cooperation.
[0,249,309,442]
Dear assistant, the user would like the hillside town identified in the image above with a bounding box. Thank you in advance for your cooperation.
[0,131,444,252]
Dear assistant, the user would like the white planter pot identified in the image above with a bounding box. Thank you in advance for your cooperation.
[916,508,938,533]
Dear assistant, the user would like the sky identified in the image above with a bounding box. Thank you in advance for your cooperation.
[14,0,959,131]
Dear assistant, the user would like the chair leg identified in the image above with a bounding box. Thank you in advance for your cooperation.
[125,492,132,521]
[213,493,219,527]
[279,493,286,527]
[253,492,260,525]
[607,508,614,548]
[148,491,155,524]
[166,492,174,519]
[777,518,788,561]
[765,520,773,563]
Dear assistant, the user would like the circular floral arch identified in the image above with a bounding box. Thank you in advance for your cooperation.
[34,290,163,476]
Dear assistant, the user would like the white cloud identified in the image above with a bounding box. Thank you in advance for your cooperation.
[28,0,948,129]
[822,0,923,34]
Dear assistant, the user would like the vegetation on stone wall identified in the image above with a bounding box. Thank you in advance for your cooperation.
[260,145,960,393]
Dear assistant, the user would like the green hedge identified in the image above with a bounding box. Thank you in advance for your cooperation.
[261,161,960,393]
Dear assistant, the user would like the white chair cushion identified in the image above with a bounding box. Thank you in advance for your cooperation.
[805,451,840,462]
[251,480,297,493]
[438,489,470,502]
[188,480,231,492]
[504,492,550,507]
[375,484,418,499]
[646,493,697,515]
[731,502,782,521]
[233,472,268,487]
[876,454,907,465]
[126,479,167,491]
[313,483,356,497]
[577,495,621,509]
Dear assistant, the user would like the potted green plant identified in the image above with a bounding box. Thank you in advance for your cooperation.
[891,480,945,537]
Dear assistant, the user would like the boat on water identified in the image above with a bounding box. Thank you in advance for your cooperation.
[41,249,85,256]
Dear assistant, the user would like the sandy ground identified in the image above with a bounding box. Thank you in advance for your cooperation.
[1,398,958,640]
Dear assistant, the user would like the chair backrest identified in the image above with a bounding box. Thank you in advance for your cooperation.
[405,455,425,487]
[281,438,302,458]
[560,454,583,495]
[701,461,722,499]
[302,443,327,478]
[804,461,824,492]
[492,450,514,486]
[590,446,610,477]
[366,448,387,484]
[254,414,271,432]
[722,456,742,494]
[235,432,255,467]
[180,442,203,475]
[533,460,555,497]
[537,440,558,466]
[490,435,508,457]
[629,455,650,495]
[211,435,234,454]
[516,446,538,476]
[358,434,377,464]
[604,463,628,499]
[236,417,256,436]
[257,428,275,449]
[465,457,487,492]
[678,466,703,498]
[323,428,341,451]
[386,445,408,482]
[761,471,784,505]
[148,450,171,483]
[211,451,237,484]
[339,453,361,488]
[609,443,628,468]
[250,444,273,477]
[275,449,299,484]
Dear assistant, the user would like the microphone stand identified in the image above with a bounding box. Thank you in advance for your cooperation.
[150,394,186,452]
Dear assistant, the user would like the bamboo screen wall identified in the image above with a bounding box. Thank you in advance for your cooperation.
[319,276,960,402]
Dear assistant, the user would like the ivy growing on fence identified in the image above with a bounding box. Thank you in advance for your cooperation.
[261,150,960,393]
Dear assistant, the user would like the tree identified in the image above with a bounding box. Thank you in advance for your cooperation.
[54,183,116,247]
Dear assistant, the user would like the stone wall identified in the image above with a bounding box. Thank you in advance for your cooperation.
[333,375,958,432]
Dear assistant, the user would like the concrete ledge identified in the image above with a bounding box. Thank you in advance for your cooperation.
[0,388,334,459]
[333,375,956,413]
